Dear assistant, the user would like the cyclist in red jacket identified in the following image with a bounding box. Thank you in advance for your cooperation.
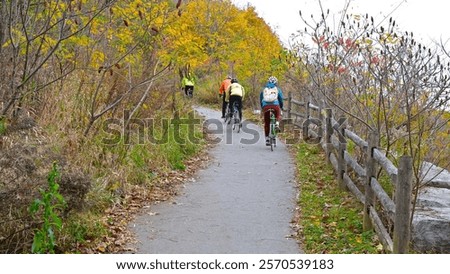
[219,75,232,118]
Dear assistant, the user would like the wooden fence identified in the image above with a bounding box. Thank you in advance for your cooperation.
[283,93,413,253]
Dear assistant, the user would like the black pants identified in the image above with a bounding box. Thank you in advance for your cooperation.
[221,94,228,118]
[228,95,243,121]
[184,85,194,97]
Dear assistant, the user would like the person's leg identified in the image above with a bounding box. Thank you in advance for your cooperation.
[229,96,236,120]
[274,105,281,121]
[263,106,271,137]
[273,105,281,130]
[264,107,272,145]
[222,94,227,118]
[237,96,243,121]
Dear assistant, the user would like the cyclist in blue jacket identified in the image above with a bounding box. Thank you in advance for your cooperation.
[260,76,284,146]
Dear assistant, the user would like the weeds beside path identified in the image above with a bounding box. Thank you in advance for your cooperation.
[293,142,382,254]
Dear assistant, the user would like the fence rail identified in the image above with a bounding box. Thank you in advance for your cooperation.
[284,93,413,253]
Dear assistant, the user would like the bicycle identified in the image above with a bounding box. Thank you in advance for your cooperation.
[224,103,231,123]
[266,108,278,151]
[225,101,241,132]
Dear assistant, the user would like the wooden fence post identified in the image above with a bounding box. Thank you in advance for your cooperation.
[302,100,310,140]
[287,92,292,120]
[325,109,333,163]
[363,131,378,231]
[337,118,347,190]
[306,100,311,122]
[393,155,413,253]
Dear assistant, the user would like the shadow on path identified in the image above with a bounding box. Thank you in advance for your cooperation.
[129,106,302,253]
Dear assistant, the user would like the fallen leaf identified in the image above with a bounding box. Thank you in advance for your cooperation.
[376,244,384,251]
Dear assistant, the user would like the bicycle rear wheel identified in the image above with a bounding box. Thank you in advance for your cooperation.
[269,122,277,151]
[232,113,241,132]
[224,109,231,124]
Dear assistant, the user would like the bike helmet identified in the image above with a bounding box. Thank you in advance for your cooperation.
[231,78,238,83]
[268,76,278,85]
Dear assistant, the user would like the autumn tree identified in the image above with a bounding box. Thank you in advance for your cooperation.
[160,0,286,105]
[289,1,450,217]
[0,0,116,118]
[79,0,178,135]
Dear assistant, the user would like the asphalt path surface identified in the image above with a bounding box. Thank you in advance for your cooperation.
[130,106,302,253]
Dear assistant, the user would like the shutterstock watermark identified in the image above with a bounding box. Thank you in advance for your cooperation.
[101,111,203,145]
[100,110,347,146]
[101,115,262,145]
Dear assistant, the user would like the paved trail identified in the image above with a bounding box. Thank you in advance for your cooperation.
[130,106,302,253]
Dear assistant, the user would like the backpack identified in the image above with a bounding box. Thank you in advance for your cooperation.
[263,86,278,102]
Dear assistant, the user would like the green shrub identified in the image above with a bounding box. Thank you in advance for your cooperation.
[29,163,67,254]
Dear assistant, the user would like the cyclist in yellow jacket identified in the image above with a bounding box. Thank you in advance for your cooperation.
[181,72,195,97]
[225,78,245,122]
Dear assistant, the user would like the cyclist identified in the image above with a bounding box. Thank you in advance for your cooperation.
[219,75,232,118]
[260,76,284,146]
[225,78,245,123]
[181,72,196,97]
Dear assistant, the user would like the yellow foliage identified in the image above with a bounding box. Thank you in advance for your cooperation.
[41,36,58,55]
[161,0,285,90]
[2,0,287,112]
[91,51,105,68]
[74,35,91,47]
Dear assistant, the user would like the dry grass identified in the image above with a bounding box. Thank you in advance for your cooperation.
[0,67,210,253]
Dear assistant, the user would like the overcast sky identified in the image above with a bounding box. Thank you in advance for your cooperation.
[231,0,449,46]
